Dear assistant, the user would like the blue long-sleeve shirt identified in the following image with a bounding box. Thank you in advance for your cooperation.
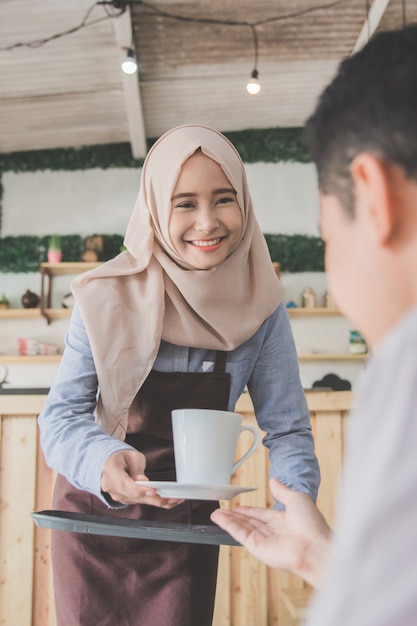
[38,302,320,507]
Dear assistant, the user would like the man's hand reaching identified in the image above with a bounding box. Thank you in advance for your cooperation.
[211,477,332,588]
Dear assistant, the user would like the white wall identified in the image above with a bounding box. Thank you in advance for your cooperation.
[2,161,321,237]
[1,162,364,390]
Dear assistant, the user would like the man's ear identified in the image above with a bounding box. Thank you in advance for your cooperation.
[350,153,396,245]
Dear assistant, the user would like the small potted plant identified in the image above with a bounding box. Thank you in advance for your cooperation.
[0,293,10,309]
[47,235,62,264]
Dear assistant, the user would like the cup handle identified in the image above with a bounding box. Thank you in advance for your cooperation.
[232,425,260,474]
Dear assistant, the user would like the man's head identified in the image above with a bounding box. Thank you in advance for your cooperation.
[305,24,417,216]
[305,25,417,345]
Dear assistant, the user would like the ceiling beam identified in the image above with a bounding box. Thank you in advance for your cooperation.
[113,8,147,159]
[352,0,391,54]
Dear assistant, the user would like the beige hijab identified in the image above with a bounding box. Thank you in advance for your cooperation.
[72,124,284,439]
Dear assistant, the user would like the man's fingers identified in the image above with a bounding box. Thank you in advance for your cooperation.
[211,508,265,542]
[211,509,250,541]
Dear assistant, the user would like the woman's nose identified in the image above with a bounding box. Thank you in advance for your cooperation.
[194,207,219,232]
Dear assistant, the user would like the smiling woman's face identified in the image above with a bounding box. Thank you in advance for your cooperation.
[168,151,243,269]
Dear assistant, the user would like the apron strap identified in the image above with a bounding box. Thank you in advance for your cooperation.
[214,351,227,373]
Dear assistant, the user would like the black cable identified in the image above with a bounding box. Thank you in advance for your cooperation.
[0,1,125,51]
[132,0,351,29]
[252,0,352,26]
[402,0,407,27]
[250,25,259,71]
[1,0,356,52]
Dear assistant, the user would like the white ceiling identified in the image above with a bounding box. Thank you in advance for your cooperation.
[0,0,414,158]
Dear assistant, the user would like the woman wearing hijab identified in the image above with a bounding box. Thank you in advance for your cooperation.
[39,125,320,626]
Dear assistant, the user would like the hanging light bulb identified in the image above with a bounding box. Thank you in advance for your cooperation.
[246,69,261,95]
[122,48,138,75]
[246,26,261,95]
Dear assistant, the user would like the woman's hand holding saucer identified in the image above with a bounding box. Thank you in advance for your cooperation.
[101,449,184,508]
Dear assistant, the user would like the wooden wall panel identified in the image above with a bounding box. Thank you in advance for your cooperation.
[0,415,37,626]
[0,391,351,626]
[32,431,56,626]
[312,410,344,527]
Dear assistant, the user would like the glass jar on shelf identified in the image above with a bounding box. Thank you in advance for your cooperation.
[301,287,316,308]
[323,289,337,308]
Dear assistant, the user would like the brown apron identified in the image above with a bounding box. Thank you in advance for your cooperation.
[51,351,231,626]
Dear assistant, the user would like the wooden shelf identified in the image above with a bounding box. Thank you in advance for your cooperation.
[0,352,367,364]
[298,353,368,362]
[44,308,72,320]
[0,308,344,322]
[288,307,342,317]
[40,261,102,276]
[0,308,72,320]
[0,308,41,319]
[0,355,61,363]
[40,262,102,323]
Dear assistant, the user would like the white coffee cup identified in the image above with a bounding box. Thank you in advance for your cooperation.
[171,408,260,485]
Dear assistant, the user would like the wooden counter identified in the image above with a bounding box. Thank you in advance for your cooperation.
[0,391,352,626]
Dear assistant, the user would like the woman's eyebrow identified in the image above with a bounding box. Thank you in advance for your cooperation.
[171,188,236,201]
[214,188,237,195]
[171,192,197,200]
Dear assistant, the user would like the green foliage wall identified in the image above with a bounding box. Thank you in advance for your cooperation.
[0,235,124,273]
[0,127,323,273]
[0,233,323,273]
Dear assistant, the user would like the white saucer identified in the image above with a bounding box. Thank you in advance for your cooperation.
[135,481,257,501]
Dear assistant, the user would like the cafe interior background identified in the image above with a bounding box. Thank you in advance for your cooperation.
[3,0,412,392]
[1,2,416,625]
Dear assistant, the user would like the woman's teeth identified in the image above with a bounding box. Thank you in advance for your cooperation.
[191,238,221,247]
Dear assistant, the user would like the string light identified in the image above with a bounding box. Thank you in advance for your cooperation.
[247,70,261,95]
[121,47,138,74]
[1,0,355,94]
[246,25,261,95]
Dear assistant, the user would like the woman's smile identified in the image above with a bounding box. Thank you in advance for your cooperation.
[188,237,224,250]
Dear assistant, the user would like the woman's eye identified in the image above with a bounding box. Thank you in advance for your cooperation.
[216,196,234,205]
[175,202,195,210]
